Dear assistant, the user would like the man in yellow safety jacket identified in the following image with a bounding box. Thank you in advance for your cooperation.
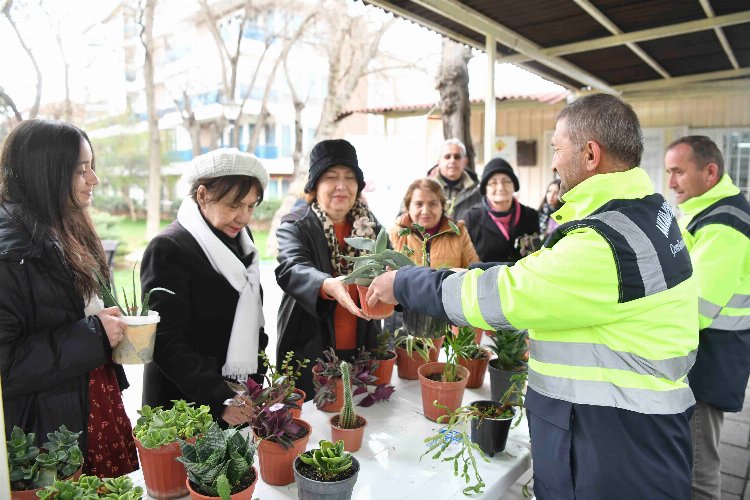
[665,136,750,500]
[365,94,698,499]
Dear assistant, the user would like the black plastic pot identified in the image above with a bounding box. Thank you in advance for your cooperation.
[488,361,526,404]
[469,400,515,457]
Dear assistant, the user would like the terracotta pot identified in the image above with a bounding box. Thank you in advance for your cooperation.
[395,345,429,380]
[428,335,445,362]
[136,437,193,499]
[356,285,395,319]
[313,366,345,413]
[11,468,82,500]
[330,414,368,452]
[371,351,396,386]
[185,466,258,500]
[256,418,312,486]
[458,353,491,389]
[417,362,469,422]
[113,311,160,364]
[290,388,306,419]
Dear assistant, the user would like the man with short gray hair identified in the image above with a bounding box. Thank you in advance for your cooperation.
[666,136,750,500]
[429,138,481,218]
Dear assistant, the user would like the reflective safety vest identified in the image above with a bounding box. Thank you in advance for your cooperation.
[441,168,698,415]
[679,175,750,412]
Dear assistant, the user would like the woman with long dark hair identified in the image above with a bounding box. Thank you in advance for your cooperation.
[0,119,138,477]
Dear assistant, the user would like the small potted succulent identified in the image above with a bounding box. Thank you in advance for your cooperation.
[418,331,470,422]
[97,262,174,364]
[394,333,436,380]
[329,361,368,452]
[342,227,414,318]
[177,422,259,500]
[36,474,143,500]
[453,326,492,388]
[294,439,360,500]
[486,329,529,403]
[132,400,213,499]
[8,425,83,499]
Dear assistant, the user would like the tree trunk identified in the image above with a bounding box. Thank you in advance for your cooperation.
[0,87,23,122]
[436,39,475,172]
[3,0,42,119]
[141,0,162,239]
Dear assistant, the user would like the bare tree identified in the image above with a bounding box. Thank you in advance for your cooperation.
[41,2,72,122]
[436,39,474,171]
[139,0,162,239]
[0,86,23,122]
[2,0,42,119]
[172,89,203,157]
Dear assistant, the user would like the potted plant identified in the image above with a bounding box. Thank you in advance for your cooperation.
[313,348,395,412]
[398,221,460,353]
[294,439,360,500]
[394,334,436,380]
[417,332,470,422]
[329,361,368,452]
[37,474,143,499]
[341,227,414,318]
[133,400,213,499]
[252,403,312,486]
[257,350,309,418]
[368,329,396,386]
[486,329,529,403]
[177,422,258,500]
[422,401,517,495]
[453,326,493,388]
[97,263,174,364]
[8,425,83,499]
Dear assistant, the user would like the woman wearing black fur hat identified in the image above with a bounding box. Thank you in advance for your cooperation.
[275,139,384,398]
[458,158,539,263]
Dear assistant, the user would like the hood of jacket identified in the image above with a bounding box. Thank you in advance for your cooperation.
[0,203,43,260]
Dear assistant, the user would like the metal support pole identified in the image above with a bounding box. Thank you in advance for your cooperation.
[484,34,497,166]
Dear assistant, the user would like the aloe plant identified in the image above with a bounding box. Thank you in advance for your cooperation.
[298,440,353,481]
[177,422,257,498]
[486,329,528,371]
[96,261,174,316]
[342,228,414,286]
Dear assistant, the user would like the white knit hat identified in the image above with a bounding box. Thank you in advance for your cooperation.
[187,148,269,190]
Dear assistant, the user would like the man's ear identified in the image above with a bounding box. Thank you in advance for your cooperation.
[705,162,720,185]
[584,140,602,172]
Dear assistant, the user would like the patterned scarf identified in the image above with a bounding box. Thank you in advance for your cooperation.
[311,200,378,277]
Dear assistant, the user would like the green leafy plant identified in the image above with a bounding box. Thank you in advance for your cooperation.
[341,228,414,286]
[96,261,174,316]
[398,220,461,267]
[394,334,435,362]
[422,402,514,495]
[37,474,143,499]
[452,327,491,361]
[486,329,528,371]
[298,440,354,481]
[7,425,83,491]
[313,347,394,410]
[262,350,309,394]
[133,400,213,449]
[177,422,258,498]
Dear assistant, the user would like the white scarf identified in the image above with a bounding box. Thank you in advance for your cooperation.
[177,198,264,378]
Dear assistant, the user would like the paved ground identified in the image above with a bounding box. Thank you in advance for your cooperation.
[121,259,750,499]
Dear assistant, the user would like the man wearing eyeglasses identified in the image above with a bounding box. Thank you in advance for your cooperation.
[428,138,481,219]
[366,94,698,499]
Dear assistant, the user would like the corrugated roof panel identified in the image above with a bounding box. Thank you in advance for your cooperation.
[640,31,734,77]
[593,0,704,32]
[564,45,661,85]
[723,23,750,67]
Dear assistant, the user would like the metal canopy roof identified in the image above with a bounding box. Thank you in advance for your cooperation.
[364,0,750,95]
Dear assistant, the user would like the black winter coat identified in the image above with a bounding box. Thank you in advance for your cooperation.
[140,221,268,422]
[275,206,381,397]
[459,201,540,263]
[0,204,124,448]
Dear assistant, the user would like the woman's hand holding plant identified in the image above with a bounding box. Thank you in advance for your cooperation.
[96,306,127,348]
[321,277,370,320]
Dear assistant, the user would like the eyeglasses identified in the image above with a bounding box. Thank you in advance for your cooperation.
[442,154,463,160]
